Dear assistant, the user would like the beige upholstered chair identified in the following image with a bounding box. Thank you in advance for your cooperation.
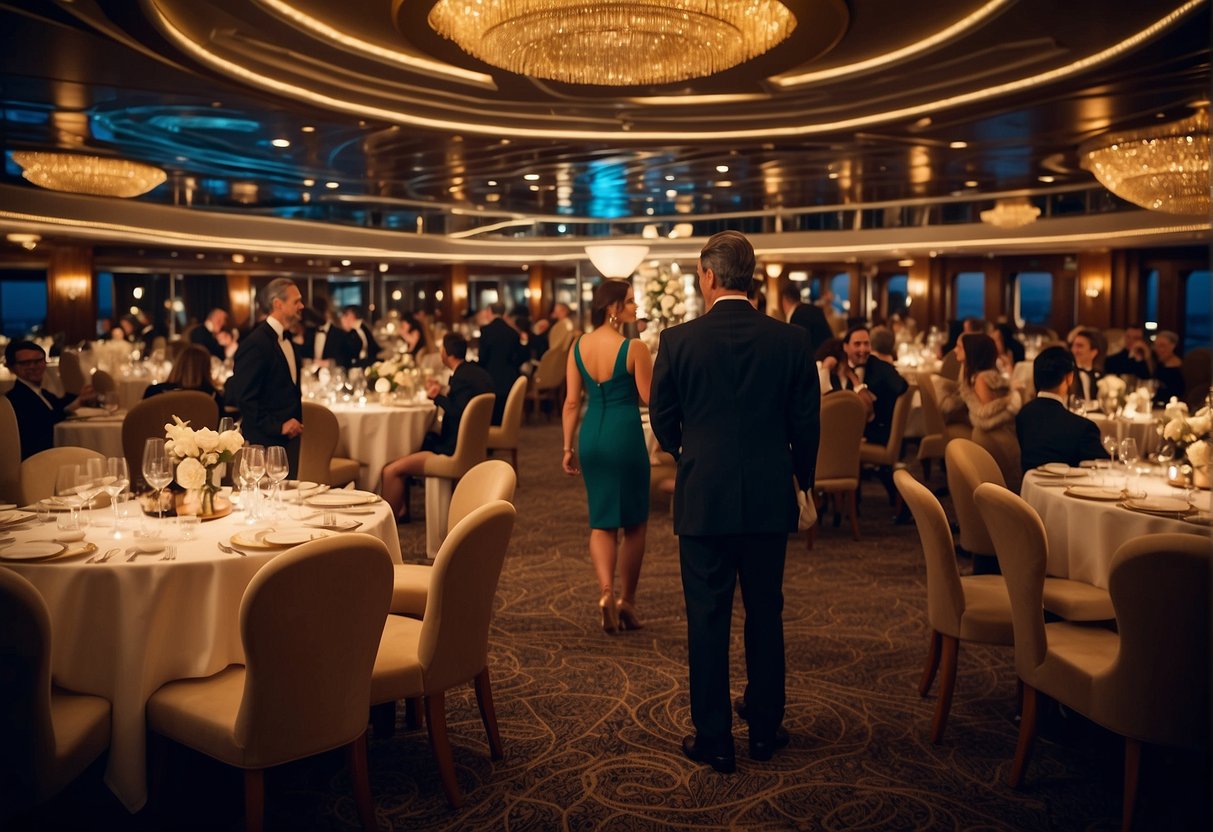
[971,425,1022,493]
[974,486,1209,831]
[146,534,392,832]
[122,390,218,488]
[946,439,1113,621]
[421,393,495,558]
[894,470,1013,743]
[859,383,914,505]
[809,391,865,547]
[0,569,111,814]
[524,345,568,423]
[299,402,359,487]
[18,446,106,505]
[0,396,21,502]
[371,501,517,808]
[90,369,115,396]
[392,459,517,617]
[57,349,86,395]
[915,373,949,481]
[486,375,528,469]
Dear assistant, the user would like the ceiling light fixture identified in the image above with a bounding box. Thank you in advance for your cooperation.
[1079,107,1209,215]
[11,151,166,198]
[980,198,1041,229]
[271,138,291,148]
[426,0,797,86]
[6,233,40,250]
[585,244,649,278]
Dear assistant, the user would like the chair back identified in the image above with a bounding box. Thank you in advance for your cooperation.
[1181,347,1211,408]
[90,370,115,395]
[448,459,517,533]
[861,384,914,465]
[973,483,1049,676]
[487,375,528,451]
[916,372,947,437]
[19,447,106,505]
[424,393,495,479]
[532,345,568,392]
[57,350,86,395]
[945,438,1005,557]
[0,397,21,501]
[815,391,865,486]
[894,469,965,635]
[298,402,341,484]
[122,390,218,486]
[418,501,517,692]
[0,569,56,801]
[1097,533,1210,748]
[236,533,392,768]
[971,425,1022,492]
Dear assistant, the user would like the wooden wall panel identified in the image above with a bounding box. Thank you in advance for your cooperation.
[46,245,94,343]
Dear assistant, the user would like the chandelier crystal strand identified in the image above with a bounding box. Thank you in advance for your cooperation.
[980,198,1041,229]
[428,0,797,86]
[1080,108,1210,216]
[11,151,167,198]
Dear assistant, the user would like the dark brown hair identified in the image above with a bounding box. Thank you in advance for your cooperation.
[590,279,632,327]
[960,332,998,387]
[168,345,216,390]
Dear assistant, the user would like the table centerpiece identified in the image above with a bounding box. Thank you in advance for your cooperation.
[164,416,244,516]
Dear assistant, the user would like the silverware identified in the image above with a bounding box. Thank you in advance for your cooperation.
[87,547,121,564]
[160,545,177,561]
[216,540,248,557]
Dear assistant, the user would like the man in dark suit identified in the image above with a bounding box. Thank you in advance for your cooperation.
[651,230,820,774]
[780,283,832,353]
[830,326,909,446]
[5,340,94,460]
[379,333,494,522]
[226,279,305,477]
[477,302,528,425]
[1104,323,1154,379]
[189,308,234,362]
[1069,328,1104,401]
[340,305,379,368]
[301,309,354,368]
[1017,346,1109,472]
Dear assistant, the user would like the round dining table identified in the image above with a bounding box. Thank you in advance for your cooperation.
[53,410,127,457]
[327,399,437,490]
[0,489,403,813]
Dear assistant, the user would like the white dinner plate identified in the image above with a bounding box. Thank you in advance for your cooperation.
[0,541,67,561]
[283,480,321,492]
[304,518,361,533]
[260,528,335,546]
[1064,486,1123,501]
[0,503,15,511]
[1123,497,1190,514]
[1039,463,1075,476]
[306,490,379,507]
[0,510,36,526]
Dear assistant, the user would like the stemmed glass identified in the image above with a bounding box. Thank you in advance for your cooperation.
[240,445,266,521]
[100,457,130,537]
[77,458,106,514]
[54,464,86,531]
[1120,437,1141,494]
[100,391,120,416]
[142,438,173,521]
[265,446,289,513]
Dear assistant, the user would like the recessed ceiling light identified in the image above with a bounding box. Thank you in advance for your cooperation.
[302,178,315,187]
[827,172,839,180]
[914,117,932,128]
[340,259,351,266]
[964,179,979,187]
[645,207,654,215]
[271,138,291,148]
[1038,175,1056,183]
[379,263,389,273]
[301,125,315,133]
[232,253,245,264]
[716,165,729,173]
[529,184,539,191]
[523,173,540,181]
[325,181,339,189]
[665,189,677,198]
[487,180,497,186]
[949,141,968,149]
[715,180,732,187]
[664,174,675,181]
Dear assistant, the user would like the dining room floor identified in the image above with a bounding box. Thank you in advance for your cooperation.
[12,421,1210,831]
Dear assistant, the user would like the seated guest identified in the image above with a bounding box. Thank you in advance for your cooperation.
[992,321,1025,368]
[1104,323,1154,379]
[1151,330,1185,405]
[939,317,986,381]
[1016,346,1108,473]
[143,345,224,411]
[4,340,95,460]
[815,337,845,394]
[957,332,1021,489]
[378,333,494,523]
[869,326,896,364]
[1068,328,1105,401]
[190,308,235,361]
[340,305,379,368]
[400,313,430,359]
[829,326,909,446]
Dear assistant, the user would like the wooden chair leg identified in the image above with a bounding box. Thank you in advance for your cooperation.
[370,701,396,739]
[347,733,380,832]
[1008,683,1038,787]
[847,489,860,540]
[1123,738,1142,832]
[930,635,959,744]
[404,696,422,730]
[424,692,461,808]
[474,667,504,760]
[244,768,266,832]
[918,629,943,697]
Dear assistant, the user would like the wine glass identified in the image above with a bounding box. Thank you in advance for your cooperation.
[1101,434,1119,466]
[265,445,289,510]
[101,457,130,537]
[142,438,173,521]
[100,391,120,416]
[54,464,85,530]
[1119,437,1141,492]
[240,445,266,519]
[77,458,106,513]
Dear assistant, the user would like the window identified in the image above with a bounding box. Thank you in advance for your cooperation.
[954,272,984,320]
[1144,268,1159,326]
[1184,270,1211,352]
[829,272,850,316]
[885,274,908,317]
[0,270,48,336]
[1014,272,1052,325]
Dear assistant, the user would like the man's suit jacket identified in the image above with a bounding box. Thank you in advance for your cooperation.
[189,325,226,361]
[426,361,495,456]
[830,355,909,446]
[1105,350,1150,379]
[227,322,302,449]
[477,318,527,425]
[7,382,76,460]
[788,302,832,354]
[1016,396,1109,472]
[303,324,354,366]
[1074,366,1102,401]
[650,299,820,536]
[350,322,380,368]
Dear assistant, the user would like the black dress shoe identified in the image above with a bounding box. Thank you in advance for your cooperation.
[681,735,735,774]
[748,727,790,761]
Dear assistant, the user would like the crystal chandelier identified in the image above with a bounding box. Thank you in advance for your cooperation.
[1079,108,1209,216]
[11,151,166,198]
[980,198,1041,229]
[427,0,797,86]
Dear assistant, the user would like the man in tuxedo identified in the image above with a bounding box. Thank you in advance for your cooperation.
[831,326,909,446]
[1017,346,1109,472]
[651,230,820,774]
[5,340,95,459]
[340,306,379,368]
[1104,323,1154,379]
[227,279,305,477]
[780,283,832,353]
[190,308,234,361]
[477,302,528,425]
[1069,328,1104,401]
[302,310,353,367]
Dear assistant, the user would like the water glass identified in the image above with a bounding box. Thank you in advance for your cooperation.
[178,514,200,541]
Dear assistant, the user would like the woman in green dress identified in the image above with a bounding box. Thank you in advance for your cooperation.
[562,279,654,634]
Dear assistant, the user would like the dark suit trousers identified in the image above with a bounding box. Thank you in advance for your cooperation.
[679,532,787,745]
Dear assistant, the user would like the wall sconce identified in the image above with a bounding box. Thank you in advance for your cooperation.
[62,275,89,301]
[6,233,40,250]
[1084,277,1105,298]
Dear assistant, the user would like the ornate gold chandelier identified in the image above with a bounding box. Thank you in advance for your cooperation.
[11,151,166,198]
[980,198,1041,229]
[426,0,798,86]
[1079,108,1209,216]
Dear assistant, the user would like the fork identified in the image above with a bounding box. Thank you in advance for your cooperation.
[160,545,177,561]
[87,547,121,564]
[216,540,248,557]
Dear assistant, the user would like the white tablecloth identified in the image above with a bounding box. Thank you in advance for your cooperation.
[113,377,152,411]
[1019,469,1199,589]
[54,415,126,457]
[0,493,402,812]
[329,401,436,490]
[1086,411,1161,456]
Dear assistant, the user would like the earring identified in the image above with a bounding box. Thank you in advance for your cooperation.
[609,314,619,327]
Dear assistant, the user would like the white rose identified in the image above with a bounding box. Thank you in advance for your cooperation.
[1187,440,1211,468]
[176,457,206,490]
[375,377,392,393]
[170,433,200,459]
[1189,415,1212,437]
[1163,420,1185,441]
[218,430,244,454]
[194,427,220,453]
[393,371,408,386]
[673,303,685,316]
[1165,400,1189,421]
[202,451,220,467]
[647,280,661,293]
[660,295,676,311]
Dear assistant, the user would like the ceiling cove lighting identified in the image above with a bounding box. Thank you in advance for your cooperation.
[426,0,797,86]
[1080,107,1210,215]
[979,198,1042,229]
[585,244,649,278]
[11,152,166,198]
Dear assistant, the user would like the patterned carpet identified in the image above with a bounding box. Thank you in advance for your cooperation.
[18,421,1209,831]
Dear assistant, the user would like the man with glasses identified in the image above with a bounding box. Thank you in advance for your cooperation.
[4,340,94,459]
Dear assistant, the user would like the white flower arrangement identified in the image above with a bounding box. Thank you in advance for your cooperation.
[1096,375,1126,400]
[641,263,690,335]
[164,416,243,506]
[366,357,416,394]
[1158,401,1212,470]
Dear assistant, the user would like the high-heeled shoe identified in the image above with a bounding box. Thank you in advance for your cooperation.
[616,599,644,631]
[599,593,619,634]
